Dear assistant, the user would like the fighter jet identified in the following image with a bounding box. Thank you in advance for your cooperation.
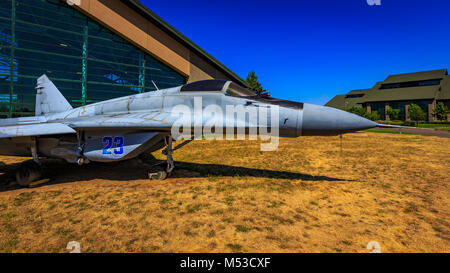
[0,74,379,186]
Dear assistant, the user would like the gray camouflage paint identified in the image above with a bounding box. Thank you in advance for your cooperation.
[0,75,377,164]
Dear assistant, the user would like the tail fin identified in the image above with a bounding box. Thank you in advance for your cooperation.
[35,74,73,116]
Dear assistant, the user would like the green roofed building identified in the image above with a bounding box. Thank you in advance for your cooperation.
[325,69,450,121]
[325,89,368,110]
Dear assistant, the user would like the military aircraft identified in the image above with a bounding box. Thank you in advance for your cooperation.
[0,74,381,186]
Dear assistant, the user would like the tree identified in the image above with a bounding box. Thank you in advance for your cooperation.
[346,107,380,121]
[432,102,450,121]
[347,107,367,117]
[386,108,400,120]
[408,104,426,125]
[366,110,380,121]
[245,71,266,95]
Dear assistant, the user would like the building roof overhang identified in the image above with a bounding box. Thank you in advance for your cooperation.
[122,0,247,87]
[362,85,440,103]
[325,94,364,109]
[383,69,448,84]
[346,89,369,95]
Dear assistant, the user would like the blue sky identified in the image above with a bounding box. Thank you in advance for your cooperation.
[141,0,450,105]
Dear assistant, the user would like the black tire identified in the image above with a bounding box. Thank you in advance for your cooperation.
[148,165,168,180]
[16,161,42,187]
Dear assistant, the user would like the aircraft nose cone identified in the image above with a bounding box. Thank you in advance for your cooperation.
[301,103,377,136]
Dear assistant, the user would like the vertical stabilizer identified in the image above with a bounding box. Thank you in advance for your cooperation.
[35,74,73,116]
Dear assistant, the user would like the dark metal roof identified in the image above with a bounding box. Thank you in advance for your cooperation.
[325,94,363,110]
[383,69,448,84]
[347,89,369,95]
[123,0,247,87]
[326,69,450,109]
[437,75,450,100]
[325,95,346,109]
[361,83,439,102]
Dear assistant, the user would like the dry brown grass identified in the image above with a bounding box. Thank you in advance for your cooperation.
[0,132,449,253]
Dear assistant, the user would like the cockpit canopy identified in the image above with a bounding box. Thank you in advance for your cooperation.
[180,79,255,97]
[180,79,304,110]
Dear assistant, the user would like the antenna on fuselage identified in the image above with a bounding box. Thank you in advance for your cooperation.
[151,80,159,90]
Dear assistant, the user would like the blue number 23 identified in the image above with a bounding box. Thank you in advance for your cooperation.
[102,136,124,155]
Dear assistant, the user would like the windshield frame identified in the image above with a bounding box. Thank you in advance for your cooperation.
[180,79,228,92]
[224,82,256,97]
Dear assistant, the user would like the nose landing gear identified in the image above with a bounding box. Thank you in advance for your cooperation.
[148,136,174,180]
[148,164,168,180]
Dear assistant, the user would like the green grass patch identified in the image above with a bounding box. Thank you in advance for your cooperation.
[235,225,251,232]
[186,204,203,213]
[418,123,450,128]
[14,191,36,206]
[364,129,415,135]
[403,202,419,213]
[222,218,233,223]
[226,243,242,251]
[160,198,170,204]
[416,123,450,131]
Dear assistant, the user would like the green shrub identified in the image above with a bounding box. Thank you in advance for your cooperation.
[424,121,450,125]
[432,102,450,121]
[366,110,380,121]
[346,107,366,117]
[346,107,380,121]
[408,104,427,126]
[378,120,403,125]
[386,108,400,120]
[402,121,416,127]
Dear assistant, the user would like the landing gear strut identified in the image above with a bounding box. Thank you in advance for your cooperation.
[148,136,174,180]
[16,138,42,187]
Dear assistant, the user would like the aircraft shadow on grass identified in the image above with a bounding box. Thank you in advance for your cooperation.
[0,156,349,192]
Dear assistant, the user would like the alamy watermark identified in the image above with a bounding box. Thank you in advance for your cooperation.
[366,0,381,6]
[66,241,81,253]
[366,241,382,253]
[170,97,280,151]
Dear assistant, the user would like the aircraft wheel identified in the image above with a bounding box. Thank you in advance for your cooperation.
[148,165,168,180]
[16,161,42,187]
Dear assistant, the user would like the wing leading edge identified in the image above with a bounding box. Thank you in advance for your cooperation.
[63,112,176,130]
[0,123,76,138]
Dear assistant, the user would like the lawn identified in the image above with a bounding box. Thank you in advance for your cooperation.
[417,123,450,131]
[378,121,450,132]
[364,129,415,135]
[0,132,449,253]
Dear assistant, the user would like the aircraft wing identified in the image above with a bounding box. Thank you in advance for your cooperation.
[0,111,178,139]
[63,112,177,130]
[0,123,76,139]
[60,112,177,163]
[0,111,183,139]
